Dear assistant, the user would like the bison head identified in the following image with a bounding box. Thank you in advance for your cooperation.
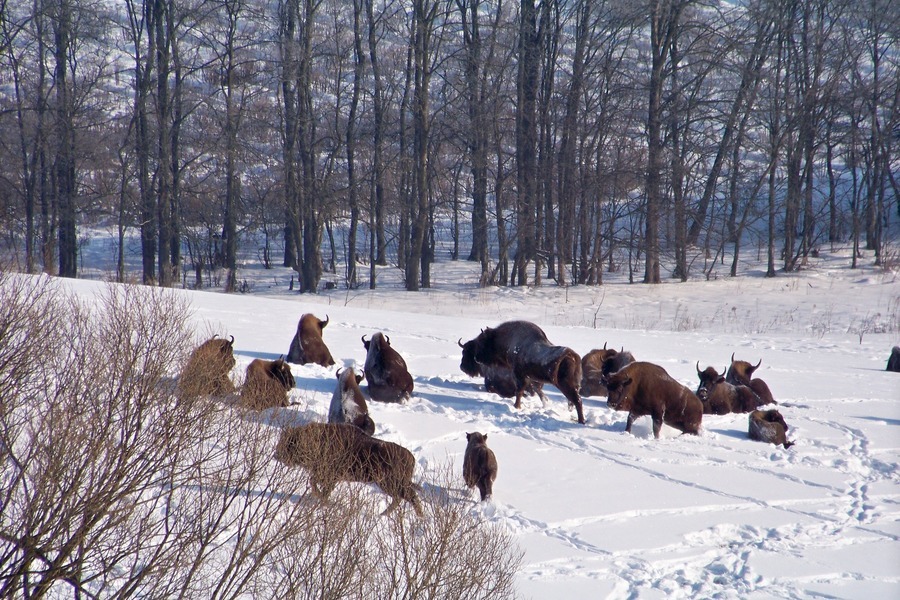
[271,356,296,390]
[459,337,482,377]
[727,353,762,385]
[695,363,726,401]
[605,371,633,411]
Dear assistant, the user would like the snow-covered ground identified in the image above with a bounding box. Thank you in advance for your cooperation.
[59,239,900,598]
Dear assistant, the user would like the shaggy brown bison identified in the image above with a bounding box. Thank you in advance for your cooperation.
[748,409,793,448]
[178,334,236,398]
[241,356,295,410]
[329,367,376,435]
[274,422,423,516]
[695,363,766,414]
[887,346,900,372]
[726,353,776,405]
[362,332,414,402]
[459,340,546,402]
[463,432,498,502]
[580,345,635,397]
[286,313,335,367]
[461,321,585,424]
[605,362,703,438]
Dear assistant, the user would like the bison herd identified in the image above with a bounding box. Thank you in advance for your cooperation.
[179,313,806,514]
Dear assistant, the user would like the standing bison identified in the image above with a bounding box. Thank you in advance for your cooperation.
[726,354,776,405]
[286,314,335,367]
[459,339,545,401]
[362,332,414,402]
[605,362,703,438]
[242,356,295,410]
[329,367,376,435]
[886,346,900,372]
[461,321,585,424]
[178,334,236,399]
[580,345,635,397]
[695,363,766,414]
[748,409,794,448]
[463,432,498,502]
[275,422,423,516]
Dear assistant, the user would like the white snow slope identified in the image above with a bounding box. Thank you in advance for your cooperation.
[57,244,899,599]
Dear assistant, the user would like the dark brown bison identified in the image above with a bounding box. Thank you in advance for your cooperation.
[274,422,423,516]
[241,356,295,410]
[459,339,546,401]
[463,432,497,502]
[362,332,414,402]
[726,353,776,405]
[286,313,335,367]
[178,334,236,398]
[580,344,635,397]
[605,362,703,438]
[748,409,794,448]
[887,346,900,372]
[329,367,376,435]
[695,363,766,414]
[461,321,585,424]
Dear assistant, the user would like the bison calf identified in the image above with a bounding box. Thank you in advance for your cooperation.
[178,334,236,399]
[242,356,295,410]
[748,409,793,448]
[275,422,423,516]
[695,363,765,414]
[463,432,498,502]
[329,367,376,435]
[580,345,635,397]
[605,362,703,438]
[286,313,335,367]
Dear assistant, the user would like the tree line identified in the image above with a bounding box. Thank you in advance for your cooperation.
[0,0,897,292]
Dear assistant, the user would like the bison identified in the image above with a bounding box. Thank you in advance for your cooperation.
[580,344,635,397]
[463,432,498,502]
[461,321,585,424]
[329,367,376,435]
[605,361,703,438]
[459,339,546,401]
[274,422,423,516]
[695,363,766,414]
[286,313,335,367]
[748,409,794,448]
[178,334,236,399]
[242,356,295,410]
[887,346,900,372]
[362,332,414,402]
[725,353,776,405]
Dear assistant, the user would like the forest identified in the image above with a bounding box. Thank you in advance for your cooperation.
[0,0,897,292]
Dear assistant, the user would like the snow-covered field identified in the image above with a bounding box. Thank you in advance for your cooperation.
[59,241,899,598]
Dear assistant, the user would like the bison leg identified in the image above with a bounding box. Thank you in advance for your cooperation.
[558,382,586,425]
[381,496,402,516]
[651,416,663,439]
[478,477,492,501]
[625,413,636,433]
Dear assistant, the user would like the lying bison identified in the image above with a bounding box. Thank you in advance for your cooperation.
[748,409,793,448]
[463,432,498,502]
[178,334,236,399]
[580,344,635,397]
[461,321,585,424]
[241,356,295,410]
[275,422,423,516]
[605,362,703,438]
[362,332,414,402]
[329,367,376,435]
[695,363,766,414]
[726,353,776,405]
[286,313,335,367]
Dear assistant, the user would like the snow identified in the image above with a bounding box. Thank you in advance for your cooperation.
[53,242,900,598]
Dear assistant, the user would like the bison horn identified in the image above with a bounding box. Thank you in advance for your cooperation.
[322,314,330,328]
[723,365,728,376]
[458,338,464,348]
[603,342,607,350]
[731,352,736,363]
[385,335,391,345]
[361,334,368,344]
[228,335,234,346]
[696,361,702,375]
[336,367,343,378]
[752,358,762,372]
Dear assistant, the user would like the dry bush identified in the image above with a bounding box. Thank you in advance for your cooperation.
[0,275,522,599]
